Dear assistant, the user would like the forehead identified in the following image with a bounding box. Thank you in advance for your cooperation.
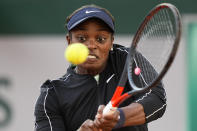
[71,18,113,32]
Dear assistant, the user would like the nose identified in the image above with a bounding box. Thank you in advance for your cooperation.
[86,39,97,50]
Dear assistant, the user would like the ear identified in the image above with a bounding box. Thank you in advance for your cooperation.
[66,33,71,45]
[110,35,114,50]
[111,35,114,44]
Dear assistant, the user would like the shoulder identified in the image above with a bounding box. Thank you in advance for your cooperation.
[39,66,73,91]
[39,79,54,93]
[37,70,72,100]
[43,66,74,91]
[38,79,61,100]
[40,78,68,91]
[35,80,61,112]
[107,44,128,76]
[112,44,129,54]
[39,66,94,97]
[109,44,129,61]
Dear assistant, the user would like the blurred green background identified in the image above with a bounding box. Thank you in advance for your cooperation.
[0,0,196,34]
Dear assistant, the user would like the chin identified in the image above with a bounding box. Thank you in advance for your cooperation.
[80,62,104,71]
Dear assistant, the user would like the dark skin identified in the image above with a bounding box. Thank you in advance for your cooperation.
[66,18,146,131]
[66,18,114,76]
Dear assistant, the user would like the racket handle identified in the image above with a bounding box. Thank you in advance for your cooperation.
[103,101,117,115]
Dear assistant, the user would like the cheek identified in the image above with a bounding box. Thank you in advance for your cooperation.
[99,47,111,60]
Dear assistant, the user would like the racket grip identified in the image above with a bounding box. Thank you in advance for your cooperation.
[103,101,117,115]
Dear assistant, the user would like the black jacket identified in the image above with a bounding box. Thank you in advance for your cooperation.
[34,44,166,131]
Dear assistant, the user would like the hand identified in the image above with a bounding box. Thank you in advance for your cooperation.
[77,119,100,131]
[94,105,120,131]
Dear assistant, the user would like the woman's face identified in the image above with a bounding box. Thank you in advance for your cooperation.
[67,18,114,73]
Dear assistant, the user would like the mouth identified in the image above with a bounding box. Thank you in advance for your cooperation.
[86,54,98,62]
[87,54,98,59]
[87,55,96,59]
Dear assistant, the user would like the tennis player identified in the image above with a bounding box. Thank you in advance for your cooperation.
[34,4,166,131]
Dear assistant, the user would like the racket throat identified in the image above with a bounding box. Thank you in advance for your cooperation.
[111,93,131,107]
[103,93,131,115]
[111,86,125,102]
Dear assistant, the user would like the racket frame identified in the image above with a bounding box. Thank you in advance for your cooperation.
[104,3,181,113]
[128,3,181,95]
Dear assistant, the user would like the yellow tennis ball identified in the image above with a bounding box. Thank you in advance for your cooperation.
[65,43,89,65]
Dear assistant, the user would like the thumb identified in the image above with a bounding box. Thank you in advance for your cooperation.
[96,105,105,119]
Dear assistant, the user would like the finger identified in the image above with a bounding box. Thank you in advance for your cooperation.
[94,107,120,131]
[94,119,116,131]
[80,119,97,131]
[103,108,120,121]
[86,120,100,131]
[96,105,105,119]
[94,116,111,129]
[102,110,120,130]
[94,116,109,129]
[94,117,102,127]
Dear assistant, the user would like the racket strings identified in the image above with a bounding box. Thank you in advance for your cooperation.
[153,10,171,68]
[133,7,177,88]
[133,52,158,88]
[157,9,175,67]
[133,58,148,87]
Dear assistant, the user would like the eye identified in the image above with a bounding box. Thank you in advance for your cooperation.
[77,36,87,43]
[96,36,107,44]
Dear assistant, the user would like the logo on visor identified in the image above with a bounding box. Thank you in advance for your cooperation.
[85,10,101,14]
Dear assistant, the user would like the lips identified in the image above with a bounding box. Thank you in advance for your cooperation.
[88,53,98,59]
[86,54,98,62]
[87,55,96,59]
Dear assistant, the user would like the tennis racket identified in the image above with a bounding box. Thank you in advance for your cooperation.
[103,3,181,114]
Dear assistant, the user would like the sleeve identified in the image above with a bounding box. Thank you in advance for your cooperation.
[134,83,166,123]
[34,80,66,131]
[112,44,166,123]
[132,52,167,123]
